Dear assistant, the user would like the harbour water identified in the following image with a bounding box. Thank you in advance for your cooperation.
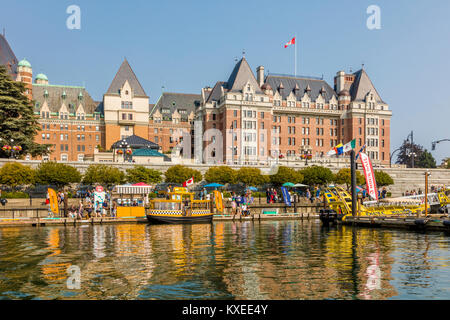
[0,220,449,300]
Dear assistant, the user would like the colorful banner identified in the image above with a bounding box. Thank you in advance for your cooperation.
[281,186,291,206]
[359,152,378,200]
[47,188,59,214]
[213,190,223,212]
[94,191,106,212]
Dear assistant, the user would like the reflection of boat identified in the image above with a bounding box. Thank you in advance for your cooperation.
[321,186,450,224]
[146,187,213,224]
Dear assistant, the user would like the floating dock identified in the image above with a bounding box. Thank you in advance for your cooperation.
[0,213,320,228]
[341,214,450,232]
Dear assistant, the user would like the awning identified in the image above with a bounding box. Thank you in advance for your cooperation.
[114,184,154,194]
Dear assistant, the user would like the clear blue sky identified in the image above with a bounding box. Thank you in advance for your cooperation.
[3,0,450,163]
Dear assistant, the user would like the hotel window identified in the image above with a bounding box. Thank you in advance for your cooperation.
[261,122,264,129]
[382,129,385,136]
[46,133,50,140]
[61,144,64,151]
[234,110,237,117]
[65,145,68,151]
[65,134,68,140]
[382,119,385,126]
[359,138,362,146]
[96,135,99,141]
[77,135,80,141]
[330,129,333,136]
[382,140,385,147]
[81,135,85,141]
[212,114,216,120]
[122,113,126,120]
[128,114,133,120]
[42,133,45,140]
[359,127,362,135]
[125,126,129,132]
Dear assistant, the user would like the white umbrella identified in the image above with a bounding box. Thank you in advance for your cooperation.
[293,183,308,187]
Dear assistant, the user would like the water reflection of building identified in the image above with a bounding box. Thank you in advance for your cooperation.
[324,226,397,299]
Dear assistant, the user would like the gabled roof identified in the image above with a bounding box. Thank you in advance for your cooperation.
[349,69,385,103]
[106,59,147,97]
[226,58,262,93]
[150,92,201,119]
[265,75,337,101]
[0,34,18,76]
[111,135,159,150]
[206,81,227,103]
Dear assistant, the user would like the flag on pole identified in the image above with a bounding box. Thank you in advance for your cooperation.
[284,37,296,48]
[359,152,378,200]
[183,177,194,187]
[355,144,366,161]
[342,139,356,153]
[327,143,344,156]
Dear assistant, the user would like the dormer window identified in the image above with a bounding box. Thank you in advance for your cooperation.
[247,85,251,91]
[125,90,129,95]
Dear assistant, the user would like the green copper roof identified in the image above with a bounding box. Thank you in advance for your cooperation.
[132,149,165,157]
[18,59,31,68]
[36,73,48,81]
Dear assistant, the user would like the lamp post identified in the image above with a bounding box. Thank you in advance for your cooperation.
[389,147,401,168]
[424,171,431,218]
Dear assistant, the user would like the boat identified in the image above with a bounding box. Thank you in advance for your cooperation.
[320,186,450,224]
[146,187,214,224]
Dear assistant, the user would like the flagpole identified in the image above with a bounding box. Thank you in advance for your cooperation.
[294,34,297,77]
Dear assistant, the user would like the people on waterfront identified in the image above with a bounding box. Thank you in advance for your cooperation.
[266,188,271,204]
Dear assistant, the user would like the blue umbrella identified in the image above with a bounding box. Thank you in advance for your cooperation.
[204,183,224,188]
[247,187,258,191]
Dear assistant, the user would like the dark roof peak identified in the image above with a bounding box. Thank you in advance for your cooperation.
[226,57,262,93]
[106,59,147,97]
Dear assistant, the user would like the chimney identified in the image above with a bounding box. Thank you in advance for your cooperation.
[256,66,264,88]
[335,70,345,93]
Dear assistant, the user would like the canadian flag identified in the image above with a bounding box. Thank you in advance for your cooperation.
[284,37,296,48]
[183,177,194,187]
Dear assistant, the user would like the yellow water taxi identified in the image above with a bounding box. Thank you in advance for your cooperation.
[321,186,450,223]
[146,187,215,224]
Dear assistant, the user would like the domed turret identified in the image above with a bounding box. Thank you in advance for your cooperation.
[18,59,31,68]
[35,73,49,85]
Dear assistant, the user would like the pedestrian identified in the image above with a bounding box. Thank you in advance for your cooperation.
[381,188,387,199]
[102,199,108,217]
[95,201,101,217]
[77,200,84,219]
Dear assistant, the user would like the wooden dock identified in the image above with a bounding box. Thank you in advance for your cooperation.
[342,214,450,232]
[0,213,320,228]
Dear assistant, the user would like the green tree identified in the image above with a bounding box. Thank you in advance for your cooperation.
[204,166,237,184]
[0,65,50,158]
[269,166,303,186]
[334,168,365,190]
[0,162,35,187]
[164,165,202,184]
[82,165,125,187]
[126,166,162,184]
[236,167,269,186]
[35,162,81,187]
[300,166,334,186]
[374,170,394,187]
[417,150,436,168]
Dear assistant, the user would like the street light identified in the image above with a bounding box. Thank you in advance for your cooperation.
[423,171,431,217]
